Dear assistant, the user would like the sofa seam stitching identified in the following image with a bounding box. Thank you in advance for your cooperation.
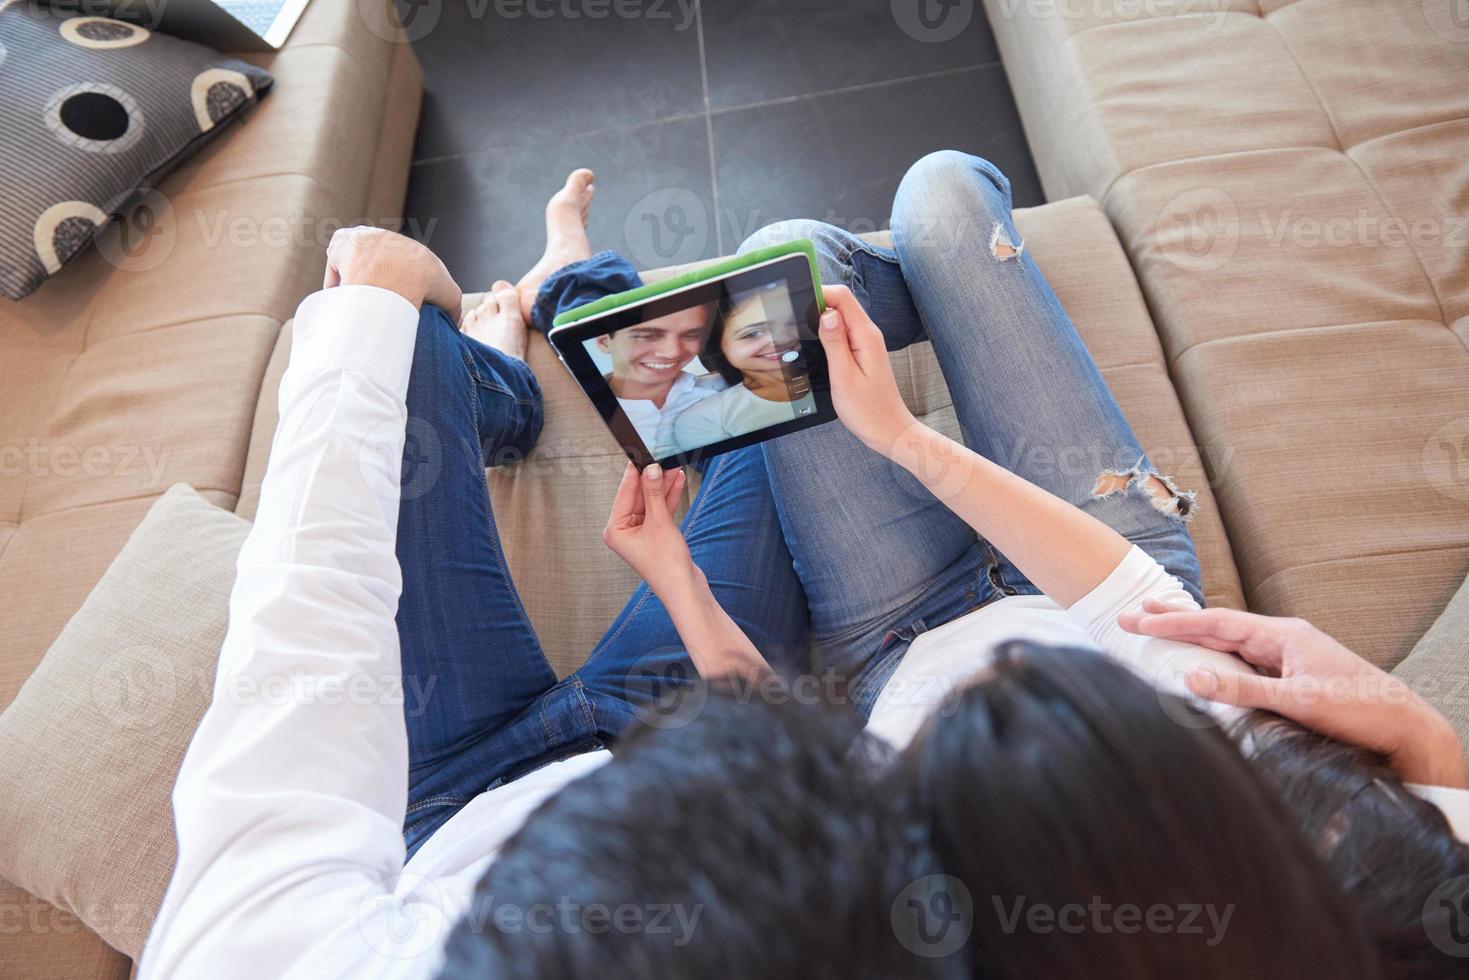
[1261,10,1345,153]
[1252,541,1469,595]
[1338,152,1452,332]
[1059,6,1258,42]
[20,486,237,524]
[1167,316,1454,368]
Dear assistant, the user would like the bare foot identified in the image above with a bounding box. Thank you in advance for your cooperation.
[516,168,596,323]
[462,281,528,362]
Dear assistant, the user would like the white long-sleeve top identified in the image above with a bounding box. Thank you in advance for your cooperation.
[139,286,611,980]
[867,549,1469,840]
[140,286,1469,979]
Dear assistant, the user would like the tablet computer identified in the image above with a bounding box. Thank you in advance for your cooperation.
[547,241,834,470]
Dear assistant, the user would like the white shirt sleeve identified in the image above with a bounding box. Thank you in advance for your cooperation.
[1065,546,1256,708]
[139,287,456,980]
[1408,785,1469,841]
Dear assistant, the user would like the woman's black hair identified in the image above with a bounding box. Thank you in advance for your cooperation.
[697,293,751,387]
[901,640,1382,979]
[1237,713,1469,980]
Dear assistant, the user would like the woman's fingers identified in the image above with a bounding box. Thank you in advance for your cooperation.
[662,468,686,521]
[609,461,642,522]
[823,285,885,372]
[640,464,672,526]
[817,307,858,385]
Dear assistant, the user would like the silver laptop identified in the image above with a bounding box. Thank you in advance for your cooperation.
[86,0,311,51]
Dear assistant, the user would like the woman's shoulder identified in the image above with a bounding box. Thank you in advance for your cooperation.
[685,383,748,417]
[673,384,744,439]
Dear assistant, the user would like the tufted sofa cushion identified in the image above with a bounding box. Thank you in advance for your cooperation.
[985,0,1469,665]
[0,0,422,712]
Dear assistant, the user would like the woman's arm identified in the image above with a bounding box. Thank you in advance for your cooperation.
[602,462,772,683]
[816,286,1131,608]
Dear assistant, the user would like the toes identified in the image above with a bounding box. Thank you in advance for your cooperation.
[492,284,522,322]
[565,168,595,193]
[472,291,499,319]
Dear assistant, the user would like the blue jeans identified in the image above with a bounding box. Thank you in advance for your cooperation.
[737,150,1203,705]
[396,305,810,858]
[397,150,1201,855]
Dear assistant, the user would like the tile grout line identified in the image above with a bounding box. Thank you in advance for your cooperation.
[693,0,723,256]
[408,61,1004,168]
[707,62,1000,118]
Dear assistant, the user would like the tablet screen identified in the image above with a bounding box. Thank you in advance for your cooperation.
[550,250,833,468]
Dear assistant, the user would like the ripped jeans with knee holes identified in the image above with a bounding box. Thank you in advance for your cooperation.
[734,151,1204,699]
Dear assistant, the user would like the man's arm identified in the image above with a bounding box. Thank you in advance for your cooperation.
[141,231,464,978]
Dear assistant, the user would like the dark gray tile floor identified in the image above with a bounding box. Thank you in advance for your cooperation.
[403,0,1043,289]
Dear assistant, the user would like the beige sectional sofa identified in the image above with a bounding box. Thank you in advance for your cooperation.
[0,0,423,975]
[2,0,1465,975]
[983,0,1469,664]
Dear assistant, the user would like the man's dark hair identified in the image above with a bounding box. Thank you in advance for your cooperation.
[902,641,1383,979]
[1240,713,1469,979]
[437,689,961,980]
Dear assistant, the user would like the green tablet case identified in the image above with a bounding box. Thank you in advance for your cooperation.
[550,239,826,329]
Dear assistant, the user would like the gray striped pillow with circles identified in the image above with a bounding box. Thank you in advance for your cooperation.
[0,2,272,300]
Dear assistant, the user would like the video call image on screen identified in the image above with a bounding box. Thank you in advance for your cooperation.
[582,281,817,460]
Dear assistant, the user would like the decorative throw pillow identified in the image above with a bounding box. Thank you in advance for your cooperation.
[0,484,249,957]
[0,4,272,300]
